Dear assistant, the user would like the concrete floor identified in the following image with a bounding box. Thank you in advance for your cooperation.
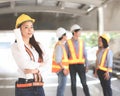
[0,70,120,96]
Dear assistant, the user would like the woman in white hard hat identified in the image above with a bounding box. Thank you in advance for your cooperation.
[94,33,113,96]
[11,14,49,96]
[65,24,90,96]
[52,27,69,96]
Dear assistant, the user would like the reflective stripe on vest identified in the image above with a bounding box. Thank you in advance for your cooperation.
[25,45,35,61]
[16,82,44,88]
[67,39,85,64]
[52,42,69,73]
[25,45,43,82]
[98,48,112,72]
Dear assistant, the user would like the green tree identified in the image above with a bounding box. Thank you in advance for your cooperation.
[81,33,98,47]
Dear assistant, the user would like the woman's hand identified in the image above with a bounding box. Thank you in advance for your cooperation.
[104,71,110,80]
[93,68,98,78]
[85,66,89,72]
[13,28,21,33]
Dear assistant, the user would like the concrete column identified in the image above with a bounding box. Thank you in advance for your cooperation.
[98,7,104,35]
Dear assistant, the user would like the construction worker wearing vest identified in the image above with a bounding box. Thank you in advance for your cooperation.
[94,33,113,96]
[11,14,49,96]
[52,27,69,96]
[65,24,90,96]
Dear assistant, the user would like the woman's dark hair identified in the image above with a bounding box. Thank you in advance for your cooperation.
[58,33,66,41]
[17,21,43,62]
[100,36,108,48]
[30,36,43,62]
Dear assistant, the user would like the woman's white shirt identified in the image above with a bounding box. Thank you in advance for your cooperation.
[11,29,49,79]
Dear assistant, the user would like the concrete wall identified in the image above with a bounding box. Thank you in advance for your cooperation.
[110,37,120,57]
[104,0,120,31]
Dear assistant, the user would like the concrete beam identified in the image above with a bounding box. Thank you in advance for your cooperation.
[56,0,104,6]
[0,0,108,7]
[0,0,19,3]
[0,5,86,16]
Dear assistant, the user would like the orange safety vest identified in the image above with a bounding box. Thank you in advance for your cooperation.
[67,39,85,64]
[52,42,69,73]
[98,48,112,72]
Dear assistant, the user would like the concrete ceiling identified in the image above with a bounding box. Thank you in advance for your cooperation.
[0,0,114,30]
[0,0,110,16]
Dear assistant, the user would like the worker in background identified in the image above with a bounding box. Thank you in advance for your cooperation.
[52,27,69,96]
[65,24,90,96]
[11,14,49,96]
[94,33,113,96]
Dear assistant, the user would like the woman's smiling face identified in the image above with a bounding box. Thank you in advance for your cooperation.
[20,21,34,39]
[98,37,103,48]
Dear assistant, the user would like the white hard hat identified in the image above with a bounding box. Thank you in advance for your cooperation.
[70,24,82,32]
[56,27,67,38]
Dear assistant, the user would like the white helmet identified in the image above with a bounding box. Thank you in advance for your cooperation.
[70,24,82,32]
[56,27,67,38]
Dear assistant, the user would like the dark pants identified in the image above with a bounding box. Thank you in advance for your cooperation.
[15,78,45,96]
[69,64,90,96]
[97,69,112,96]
